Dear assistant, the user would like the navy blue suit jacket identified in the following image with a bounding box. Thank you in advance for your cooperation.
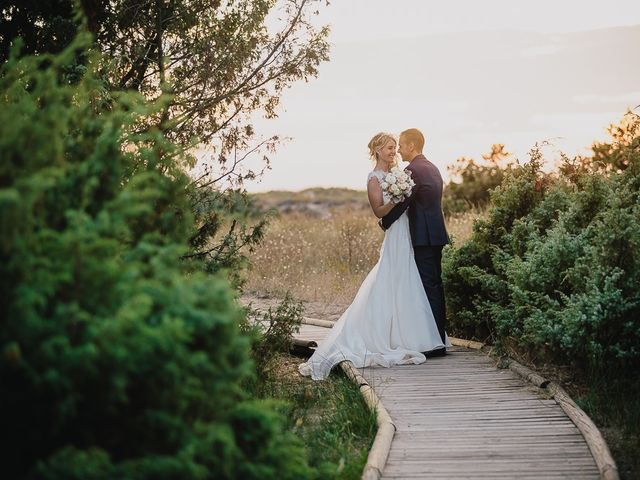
[381,155,449,246]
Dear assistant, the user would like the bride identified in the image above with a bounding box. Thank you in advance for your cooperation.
[299,132,447,381]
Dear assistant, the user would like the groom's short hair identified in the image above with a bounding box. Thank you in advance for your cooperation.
[401,128,425,152]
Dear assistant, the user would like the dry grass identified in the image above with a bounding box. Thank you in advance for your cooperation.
[244,197,485,305]
[245,207,382,305]
[252,188,368,210]
[446,207,487,246]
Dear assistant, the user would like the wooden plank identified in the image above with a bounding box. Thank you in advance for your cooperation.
[292,324,603,479]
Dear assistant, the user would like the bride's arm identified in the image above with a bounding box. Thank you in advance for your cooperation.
[367,178,395,218]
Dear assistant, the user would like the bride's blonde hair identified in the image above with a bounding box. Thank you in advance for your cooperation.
[367,132,397,163]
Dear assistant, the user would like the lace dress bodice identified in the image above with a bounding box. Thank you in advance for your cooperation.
[367,170,391,204]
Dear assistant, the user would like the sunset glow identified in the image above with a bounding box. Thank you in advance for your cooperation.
[234,0,640,192]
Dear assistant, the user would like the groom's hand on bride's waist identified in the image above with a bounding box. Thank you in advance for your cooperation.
[378,219,386,231]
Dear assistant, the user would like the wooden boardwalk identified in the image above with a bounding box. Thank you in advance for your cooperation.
[296,323,601,479]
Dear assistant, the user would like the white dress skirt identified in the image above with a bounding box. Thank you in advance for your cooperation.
[299,170,449,380]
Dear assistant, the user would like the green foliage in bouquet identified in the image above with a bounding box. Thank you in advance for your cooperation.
[443,114,640,378]
[0,38,313,480]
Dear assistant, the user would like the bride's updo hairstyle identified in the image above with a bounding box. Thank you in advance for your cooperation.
[367,132,396,162]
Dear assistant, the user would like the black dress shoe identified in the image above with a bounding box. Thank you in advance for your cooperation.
[422,347,447,358]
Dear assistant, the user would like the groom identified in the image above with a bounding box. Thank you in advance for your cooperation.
[380,128,449,355]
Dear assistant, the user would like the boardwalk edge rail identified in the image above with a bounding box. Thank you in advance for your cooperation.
[298,319,618,479]
[301,317,395,480]
[448,336,620,480]
[340,361,396,480]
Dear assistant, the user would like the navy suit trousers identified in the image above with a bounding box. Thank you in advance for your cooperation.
[413,245,447,343]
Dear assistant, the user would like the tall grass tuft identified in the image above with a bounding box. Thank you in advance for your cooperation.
[242,286,377,479]
[257,354,377,480]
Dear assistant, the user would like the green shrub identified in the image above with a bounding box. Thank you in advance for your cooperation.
[443,120,640,376]
[443,150,549,341]
[0,38,313,479]
[242,293,305,380]
[443,144,515,215]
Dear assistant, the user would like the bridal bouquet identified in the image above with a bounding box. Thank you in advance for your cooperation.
[380,166,415,203]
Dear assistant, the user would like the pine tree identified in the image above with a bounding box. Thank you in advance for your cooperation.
[0,36,313,480]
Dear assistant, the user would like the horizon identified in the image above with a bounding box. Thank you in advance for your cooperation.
[194,1,640,193]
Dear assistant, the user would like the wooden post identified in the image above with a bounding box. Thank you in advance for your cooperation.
[341,361,396,480]
[547,381,619,480]
[302,317,336,328]
[292,338,317,349]
[448,336,485,350]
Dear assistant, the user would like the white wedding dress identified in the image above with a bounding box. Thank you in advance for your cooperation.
[299,170,449,380]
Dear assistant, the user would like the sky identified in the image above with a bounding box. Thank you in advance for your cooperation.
[230,0,640,192]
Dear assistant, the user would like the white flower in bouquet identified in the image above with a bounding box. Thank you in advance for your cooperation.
[381,168,415,203]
